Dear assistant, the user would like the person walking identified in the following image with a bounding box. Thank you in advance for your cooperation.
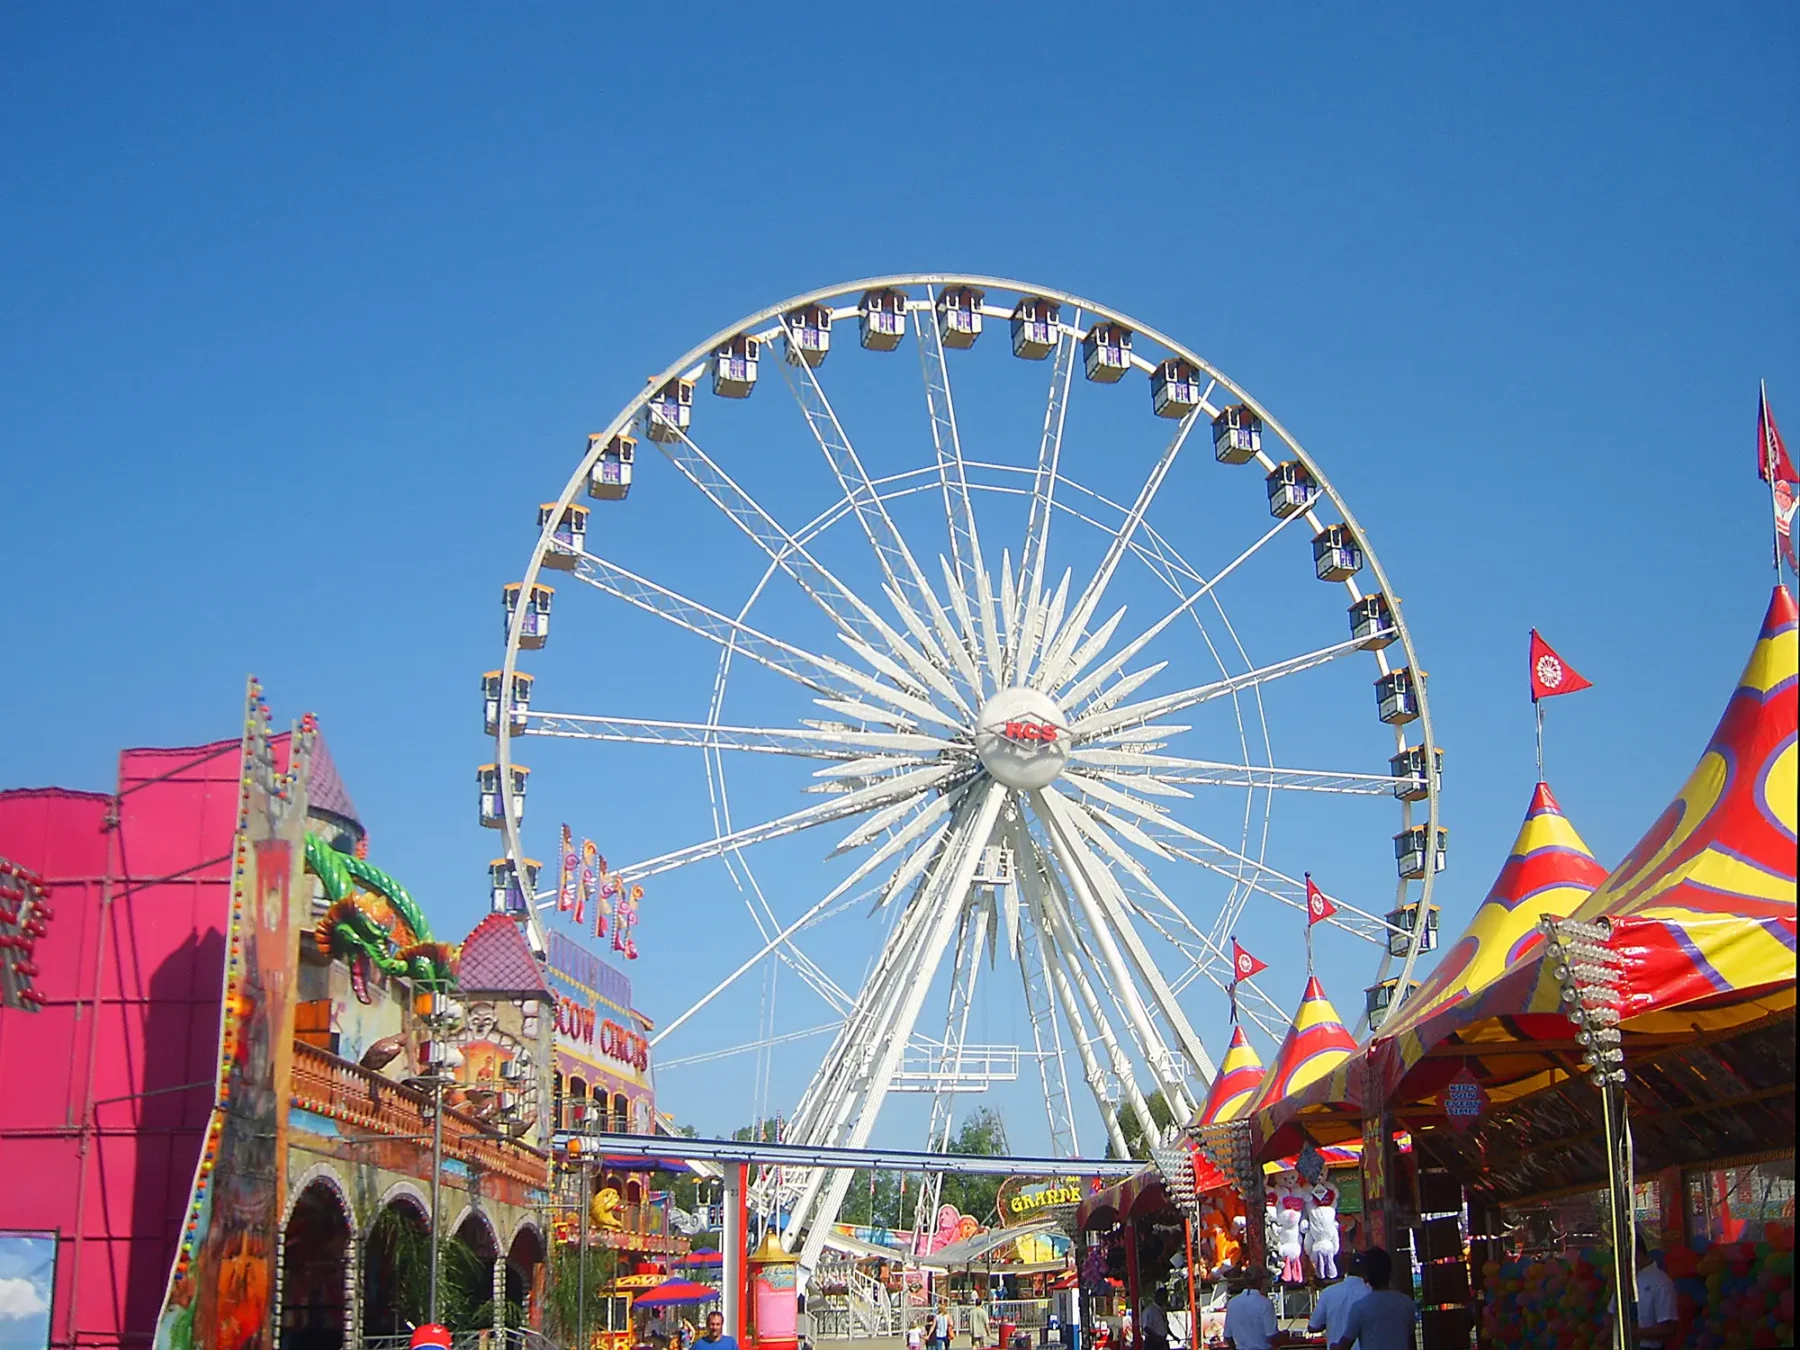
[931,1302,954,1350]
[1308,1251,1370,1348]
[1330,1248,1416,1350]
[967,1297,992,1348]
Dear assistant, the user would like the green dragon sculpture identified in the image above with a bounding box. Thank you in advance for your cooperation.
[305,832,457,1002]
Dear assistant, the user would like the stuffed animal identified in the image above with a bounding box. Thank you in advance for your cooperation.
[1275,1176,1307,1285]
[1304,1181,1341,1280]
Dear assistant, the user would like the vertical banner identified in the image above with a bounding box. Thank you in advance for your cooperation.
[152,685,311,1350]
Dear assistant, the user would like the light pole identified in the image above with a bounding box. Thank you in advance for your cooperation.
[417,991,464,1329]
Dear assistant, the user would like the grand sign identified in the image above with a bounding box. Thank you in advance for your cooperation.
[995,1175,1085,1226]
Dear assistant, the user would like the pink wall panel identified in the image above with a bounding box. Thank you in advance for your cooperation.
[0,736,243,1350]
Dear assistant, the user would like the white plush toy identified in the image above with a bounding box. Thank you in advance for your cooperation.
[1274,1174,1306,1285]
[1304,1180,1341,1280]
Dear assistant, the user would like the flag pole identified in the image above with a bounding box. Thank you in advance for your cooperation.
[1535,698,1545,782]
[1765,381,1784,581]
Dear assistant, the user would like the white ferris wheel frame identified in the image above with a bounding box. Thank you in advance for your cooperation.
[492,273,1442,1259]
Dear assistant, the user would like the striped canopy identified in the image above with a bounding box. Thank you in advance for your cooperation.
[1244,976,1357,1118]
[1196,1024,1266,1125]
[1567,585,1797,1030]
[1367,780,1610,1097]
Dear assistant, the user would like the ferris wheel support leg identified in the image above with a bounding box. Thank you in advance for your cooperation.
[792,781,1007,1277]
[1017,896,1081,1158]
[1032,791,1195,1130]
[1022,832,1159,1152]
[913,903,992,1247]
[1007,816,1107,1159]
[775,789,992,1245]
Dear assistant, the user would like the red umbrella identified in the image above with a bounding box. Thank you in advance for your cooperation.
[632,1279,720,1307]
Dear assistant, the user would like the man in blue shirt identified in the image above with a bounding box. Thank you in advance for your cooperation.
[696,1310,739,1350]
[1309,1250,1370,1348]
[1331,1248,1415,1350]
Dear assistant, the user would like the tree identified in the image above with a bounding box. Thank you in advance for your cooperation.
[938,1106,1010,1224]
[541,1242,621,1345]
[1112,1090,1177,1161]
[365,1208,524,1332]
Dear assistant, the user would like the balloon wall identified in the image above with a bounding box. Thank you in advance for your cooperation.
[1478,1223,1794,1350]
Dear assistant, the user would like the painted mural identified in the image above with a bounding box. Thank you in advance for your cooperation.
[152,685,313,1350]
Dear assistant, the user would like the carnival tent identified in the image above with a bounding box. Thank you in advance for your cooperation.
[1405,586,1797,1199]
[1196,1026,1265,1125]
[1240,975,1356,1129]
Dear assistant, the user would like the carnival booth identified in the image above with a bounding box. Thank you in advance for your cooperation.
[1252,587,1798,1350]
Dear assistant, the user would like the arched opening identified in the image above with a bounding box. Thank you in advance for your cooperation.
[281,1180,351,1350]
[506,1226,547,1329]
[611,1092,628,1132]
[361,1196,430,1338]
[438,1212,501,1330]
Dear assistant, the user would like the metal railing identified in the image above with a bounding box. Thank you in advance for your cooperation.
[291,1041,551,1188]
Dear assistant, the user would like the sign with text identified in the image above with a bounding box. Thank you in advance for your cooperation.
[995,1176,1085,1226]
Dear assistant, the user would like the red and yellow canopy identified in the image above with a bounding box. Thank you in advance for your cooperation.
[1570,585,1796,1031]
[1245,976,1357,1115]
[1196,1024,1266,1125]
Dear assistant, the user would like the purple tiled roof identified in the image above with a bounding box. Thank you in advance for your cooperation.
[460,913,551,997]
[306,733,362,828]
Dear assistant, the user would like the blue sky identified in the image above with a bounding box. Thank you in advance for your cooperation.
[0,1234,54,1350]
[3,6,1795,1149]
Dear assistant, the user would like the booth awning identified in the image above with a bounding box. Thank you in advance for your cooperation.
[916,1220,1066,1270]
[1075,1169,1169,1231]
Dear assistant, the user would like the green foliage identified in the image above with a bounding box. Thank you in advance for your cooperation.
[940,1107,1010,1224]
[1112,1089,1177,1160]
[366,1208,523,1332]
[541,1242,621,1344]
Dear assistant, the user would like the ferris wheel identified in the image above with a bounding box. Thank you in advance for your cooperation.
[485,275,1442,1269]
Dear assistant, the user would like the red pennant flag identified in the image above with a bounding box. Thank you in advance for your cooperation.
[1529,630,1594,702]
[1758,383,1798,485]
[1305,873,1338,926]
[1230,938,1267,982]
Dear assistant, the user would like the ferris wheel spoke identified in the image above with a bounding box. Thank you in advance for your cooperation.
[914,291,1003,692]
[1056,506,1323,711]
[650,416,956,702]
[1068,775,1396,944]
[615,762,960,884]
[1071,749,1400,795]
[1019,826,1165,1150]
[1071,633,1375,744]
[1012,324,1080,681]
[1035,786,1214,1091]
[520,711,941,759]
[1031,408,1202,692]
[778,340,971,696]
[1131,900,1287,1042]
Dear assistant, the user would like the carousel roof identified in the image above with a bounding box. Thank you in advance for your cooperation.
[1243,975,1357,1118]
[1568,584,1797,1030]
[1195,1024,1266,1125]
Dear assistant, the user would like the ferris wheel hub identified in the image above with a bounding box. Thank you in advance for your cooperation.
[973,687,1070,791]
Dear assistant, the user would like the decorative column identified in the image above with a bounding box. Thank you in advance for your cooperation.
[344,1227,360,1350]
[494,1256,508,1335]
[272,1218,287,1348]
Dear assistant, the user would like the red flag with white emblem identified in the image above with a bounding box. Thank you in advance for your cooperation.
[1231,938,1267,982]
[1305,873,1338,926]
[1529,630,1594,702]
[1758,382,1798,484]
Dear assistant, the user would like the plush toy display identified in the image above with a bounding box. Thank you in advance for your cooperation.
[1273,1174,1307,1285]
[1304,1180,1341,1281]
